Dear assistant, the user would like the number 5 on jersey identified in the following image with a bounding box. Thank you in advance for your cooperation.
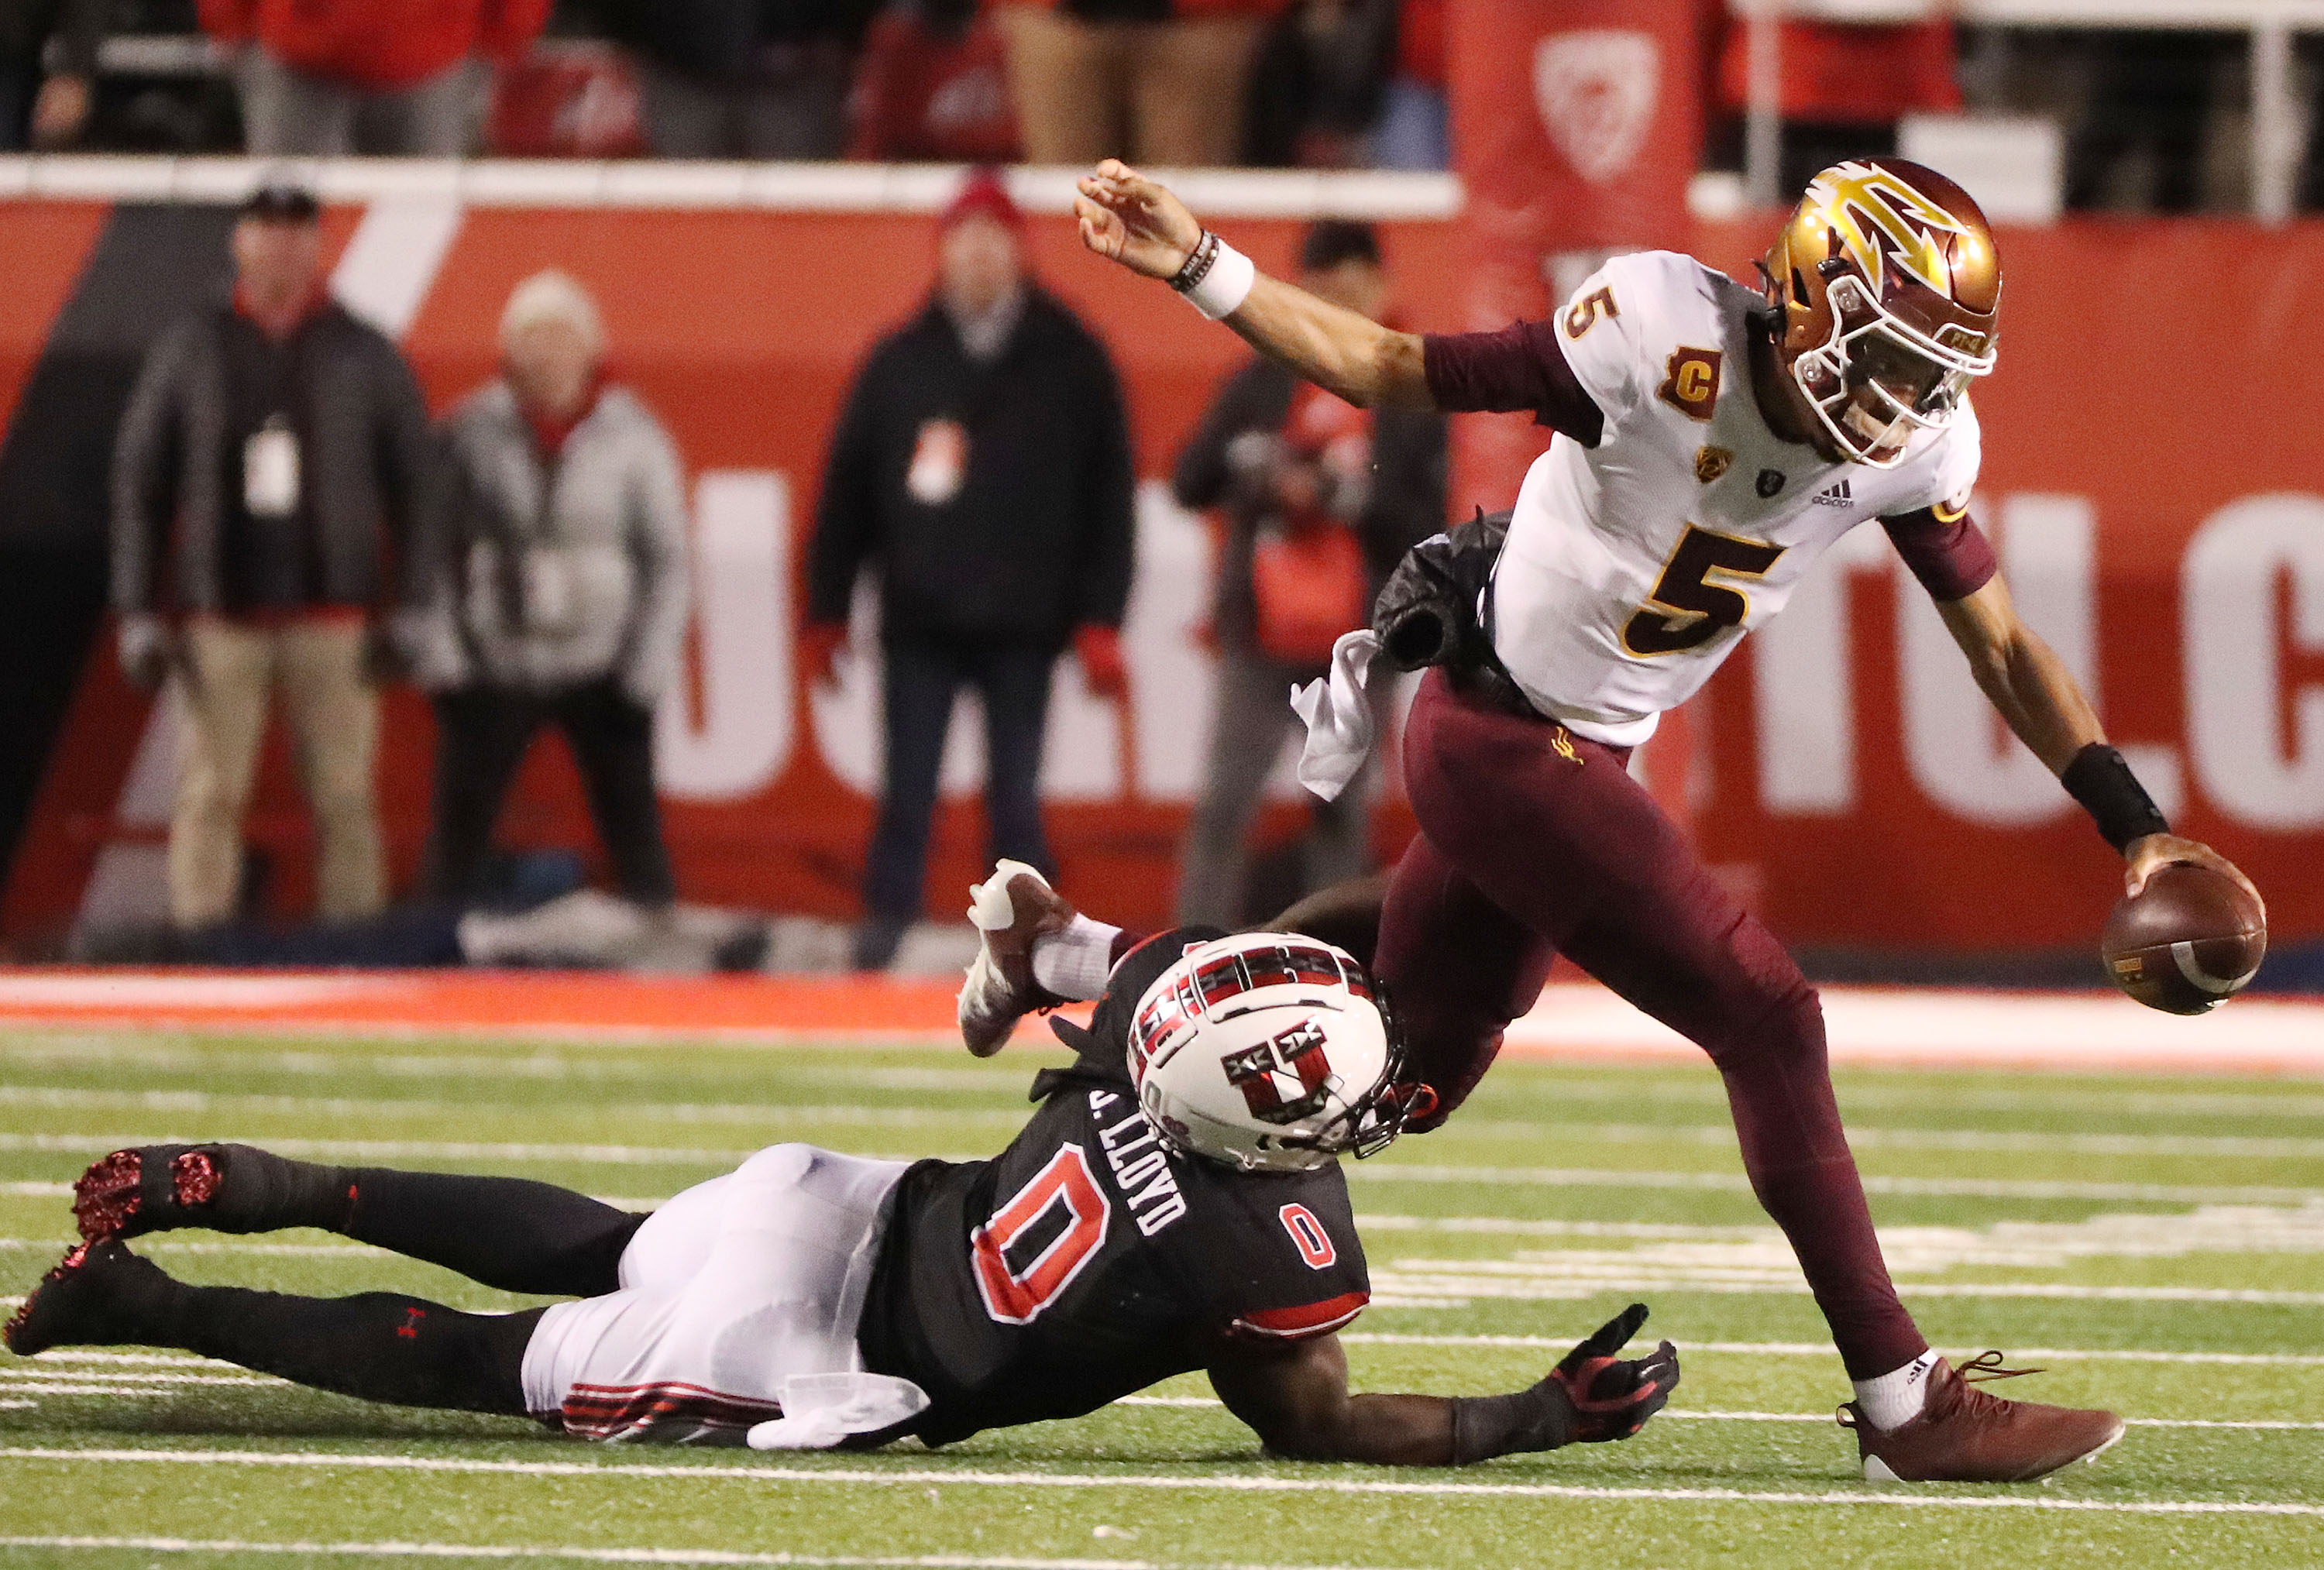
[1622,524,1787,657]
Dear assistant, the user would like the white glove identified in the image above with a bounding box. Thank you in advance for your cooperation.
[1289,629,1381,803]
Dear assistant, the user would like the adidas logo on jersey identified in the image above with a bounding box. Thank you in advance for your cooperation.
[1811,479,1855,508]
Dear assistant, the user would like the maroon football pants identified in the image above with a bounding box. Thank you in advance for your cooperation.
[1376,670,1925,1379]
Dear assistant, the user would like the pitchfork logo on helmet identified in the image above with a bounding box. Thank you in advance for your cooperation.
[1763,158,2000,469]
[1125,932,1434,1174]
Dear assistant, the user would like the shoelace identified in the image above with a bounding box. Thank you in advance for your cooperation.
[1834,1351,2046,1431]
[1956,1349,2046,1384]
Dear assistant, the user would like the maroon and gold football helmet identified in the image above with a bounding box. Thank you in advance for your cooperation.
[1762,158,2000,468]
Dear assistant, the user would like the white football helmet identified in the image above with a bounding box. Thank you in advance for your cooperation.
[1124,931,1431,1174]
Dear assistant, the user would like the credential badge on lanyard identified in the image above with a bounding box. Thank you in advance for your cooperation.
[245,414,301,518]
[906,417,968,506]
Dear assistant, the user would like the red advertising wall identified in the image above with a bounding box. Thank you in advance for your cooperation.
[3,198,2320,953]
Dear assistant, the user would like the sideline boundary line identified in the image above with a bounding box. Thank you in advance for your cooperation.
[4,1446,2320,1518]
[2,975,2320,1077]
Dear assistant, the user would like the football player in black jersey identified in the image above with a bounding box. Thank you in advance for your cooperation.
[9,888,1678,1465]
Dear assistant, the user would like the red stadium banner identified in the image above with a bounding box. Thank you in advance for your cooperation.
[0,194,2319,960]
[1446,0,1704,816]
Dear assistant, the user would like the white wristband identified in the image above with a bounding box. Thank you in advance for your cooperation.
[1182,240,1255,321]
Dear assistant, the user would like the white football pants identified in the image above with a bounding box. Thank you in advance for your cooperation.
[520,1144,923,1445]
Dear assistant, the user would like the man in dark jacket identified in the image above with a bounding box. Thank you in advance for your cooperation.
[110,180,439,929]
[0,0,106,149]
[1170,221,1443,926]
[806,169,1135,971]
[603,0,883,160]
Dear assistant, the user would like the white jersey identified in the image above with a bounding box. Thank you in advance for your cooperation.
[1489,251,1980,747]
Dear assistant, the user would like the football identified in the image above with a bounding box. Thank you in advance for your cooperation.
[2100,864,2267,1015]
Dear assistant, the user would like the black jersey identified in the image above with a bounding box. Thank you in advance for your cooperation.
[854,928,1371,1446]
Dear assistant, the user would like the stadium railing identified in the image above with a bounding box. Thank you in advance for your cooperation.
[1729,0,2324,221]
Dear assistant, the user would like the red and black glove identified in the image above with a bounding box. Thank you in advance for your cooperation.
[1447,1303,1679,1462]
[801,621,849,690]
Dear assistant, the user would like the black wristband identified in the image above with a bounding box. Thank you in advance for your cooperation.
[1447,1380,1570,1463]
[2061,742,2169,852]
[1168,231,1221,295]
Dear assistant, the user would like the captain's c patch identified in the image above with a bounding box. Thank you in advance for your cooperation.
[1658,348,1722,421]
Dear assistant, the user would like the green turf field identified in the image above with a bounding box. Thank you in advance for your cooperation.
[1,1026,2320,1568]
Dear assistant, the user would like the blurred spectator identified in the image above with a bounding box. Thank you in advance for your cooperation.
[603,0,881,160]
[1715,15,1958,196]
[2066,29,2237,213]
[992,0,1285,166]
[198,0,548,155]
[1243,0,1394,168]
[109,181,437,929]
[807,170,1134,971]
[486,39,648,157]
[1369,0,1443,170]
[848,0,1021,163]
[0,0,106,149]
[413,270,689,908]
[1170,221,1442,926]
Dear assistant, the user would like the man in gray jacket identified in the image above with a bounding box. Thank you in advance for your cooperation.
[110,181,438,929]
[412,270,689,906]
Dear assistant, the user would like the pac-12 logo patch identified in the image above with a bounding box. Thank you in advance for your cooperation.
[1756,469,1788,498]
[1279,1203,1337,1268]
[1532,30,1661,185]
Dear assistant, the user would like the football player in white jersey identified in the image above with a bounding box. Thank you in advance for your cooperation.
[1075,156,2261,1483]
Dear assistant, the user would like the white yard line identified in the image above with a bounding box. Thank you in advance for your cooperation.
[0,1086,1020,1129]
[4,1367,2313,1427]
[1659,1411,2324,1431]
[1349,1164,2324,1205]
[0,1132,765,1166]
[14,1090,2323,1158]
[0,1382,198,1397]
[19,1034,2324,1118]
[0,1237,383,1258]
[19,1088,2322,1159]
[1439,1121,2324,1162]
[2,1447,2319,1517]
[12,1350,239,1367]
[0,1366,281,1387]
[1110,1395,2324,1431]
[1342,1334,2324,1366]
[1370,1263,2324,1307]
[8,1133,2320,1203]
[0,1539,1385,1570]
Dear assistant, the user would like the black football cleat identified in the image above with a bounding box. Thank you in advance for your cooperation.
[73,1143,329,1243]
[73,1145,225,1242]
[4,1241,175,1357]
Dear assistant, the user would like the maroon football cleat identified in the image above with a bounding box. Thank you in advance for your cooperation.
[957,861,1077,1057]
[1841,1352,2126,1482]
[72,1145,225,1243]
[4,1241,172,1357]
